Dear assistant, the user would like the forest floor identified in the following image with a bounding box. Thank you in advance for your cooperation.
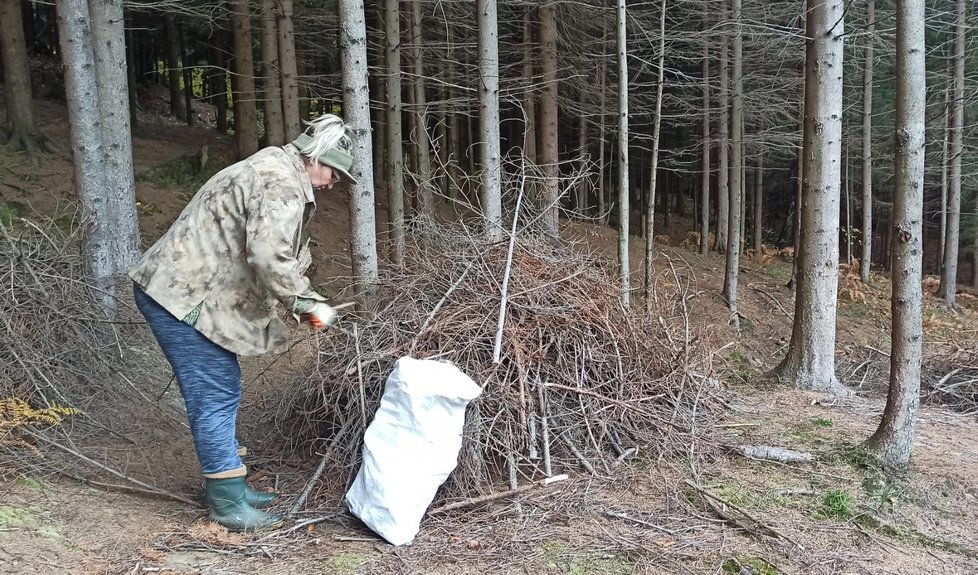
[2,94,978,575]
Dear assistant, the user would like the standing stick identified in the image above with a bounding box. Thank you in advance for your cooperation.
[493,166,528,364]
[537,376,552,477]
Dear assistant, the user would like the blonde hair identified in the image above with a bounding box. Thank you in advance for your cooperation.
[296,114,352,158]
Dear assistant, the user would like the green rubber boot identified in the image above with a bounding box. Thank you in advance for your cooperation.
[199,484,278,509]
[205,476,283,532]
[244,485,280,509]
[232,446,279,508]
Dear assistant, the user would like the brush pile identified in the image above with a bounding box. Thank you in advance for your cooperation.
[924,345,978,415]
[0,217,178,478]
[278,226,721,500]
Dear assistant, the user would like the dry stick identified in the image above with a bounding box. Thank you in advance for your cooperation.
[354,324,366,427]
[253,513,343,543]
[537,376,553,477]
[937,368,963,388]
[493,166,528,364]
[409,263,472,355]
[25,430,202,508]
[545,382,656,413]
[288,418,356,516]
[57,470,202,507]
[603,511,677,535]
[684,479,804,550]
[559,431,595,475]
[3,317,70,408]
[750,284,793,320]
[427,474,568,515]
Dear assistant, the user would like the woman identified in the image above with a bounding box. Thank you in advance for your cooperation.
[130,114,355,531]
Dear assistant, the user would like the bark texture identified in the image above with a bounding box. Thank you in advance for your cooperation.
[644,0,667,307]
[616,0,630,308]
[230,0,259,158]
[939,0,964,308]
[339,0,379,300]
[860,0,875,283]
[260,0,285,146]
[867,0,925,466]
[411,0,433,224]
[538,3,560,236]
[277,0,300,140]
[477,0,502,241]
[722,0,743,318]
[385,0,404,265]
[700,32,710,256]
[90,0,139,271]
[770,0,847,396]
[715,0,729,253]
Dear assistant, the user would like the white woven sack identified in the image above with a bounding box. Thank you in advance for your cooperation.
[345,356,482,545]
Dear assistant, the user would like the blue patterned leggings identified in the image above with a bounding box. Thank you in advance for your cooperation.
[133,283,243,475]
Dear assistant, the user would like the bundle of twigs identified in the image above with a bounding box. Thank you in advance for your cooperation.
[924,345,978,415]
[0,217,179,479]
[277,225,720,500]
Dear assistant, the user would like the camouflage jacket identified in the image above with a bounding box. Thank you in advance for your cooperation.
[129,144,324,356]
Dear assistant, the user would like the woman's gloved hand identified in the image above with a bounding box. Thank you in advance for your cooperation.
[301,301,337,330]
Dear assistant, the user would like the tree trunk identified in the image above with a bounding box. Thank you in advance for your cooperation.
[57,0,112,297]
[597,39,607,226]
[715,0,729,254]
[700,30,711,256]
[522,9,537,167]
[437,105,450,200]
[939,82,949,276]
[770,0,847,396]
[90,0,140,273]
[860,0,875,283]
[126,19,138,130]
[577,93,588,216]
[616,0,630,309]
[538,3,559,236]
[411,0,433,225]
[1,0,47,152]
[179,25,194,127]
[277,0,300,140]
[478,0,502,241]
[644,0,667,309]
[260,0,285,146]
[210,42,229,134]
[722,0,743,323]
[753,162,763,252]
[339,0,379,301]
[939,0,965,309]
[164,14,184,120]
[385,0,404,265]
[787,24,805,291]
[57,0,141,316]
[844,148,851,263]
[230,0,258,158]
[866,0,924,466]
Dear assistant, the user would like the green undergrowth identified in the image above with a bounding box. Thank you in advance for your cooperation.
[319,551,378,574]
[722,556,781,575]
[0,200,25,227]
